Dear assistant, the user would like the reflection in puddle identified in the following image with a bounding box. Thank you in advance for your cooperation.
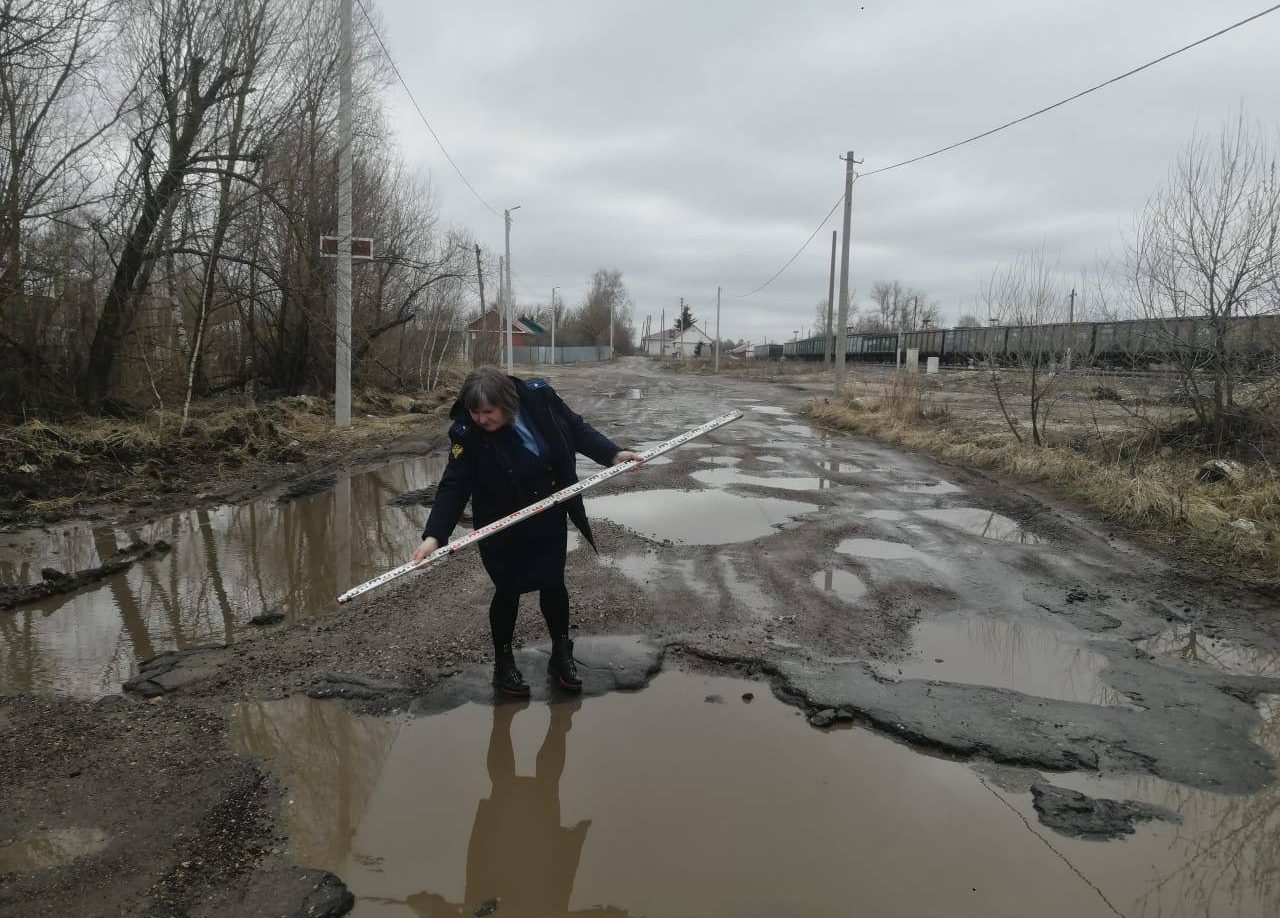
[757,455,786,464]
[0,827,109,871]
[701,456,742,466]
[232,672,1280,918]
[917,508,1042,544]
[747,405,791,415]
[879,611,1126,706]
[823,460,860,474]
[893,480,964,495]
[811,569,867,604]
[586,490,815,545]
[1138,628,1280,678]
[836,538,930,562]
[0,457,447,696]
[690,468,831,491]
[777,424,820,438]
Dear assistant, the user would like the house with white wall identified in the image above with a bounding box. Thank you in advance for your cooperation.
[642,323,715,357]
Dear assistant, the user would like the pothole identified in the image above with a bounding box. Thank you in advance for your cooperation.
[876,610,1128,706]
[690,468,831,491]
[586,490,816,544]
[811,569,868,604]
[916,508,1043,544]
[1138,628,1280,678]
[836,538,932,562]
[230,670,1280,918]
[893,480,964,495]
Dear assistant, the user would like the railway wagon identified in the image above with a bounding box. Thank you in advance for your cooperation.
[942,325,1008,362]
[900,329,946,358]
[754,343,784,360]
[1004,322,1095,358]
[855,332,899,361]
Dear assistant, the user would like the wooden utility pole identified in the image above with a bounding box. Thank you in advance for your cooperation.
[834,150,860,396]
[825,229,837,366]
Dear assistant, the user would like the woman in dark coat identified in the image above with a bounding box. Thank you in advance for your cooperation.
[412,366,641,695]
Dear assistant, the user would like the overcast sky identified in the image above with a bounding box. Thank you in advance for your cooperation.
[372,0,1280,344]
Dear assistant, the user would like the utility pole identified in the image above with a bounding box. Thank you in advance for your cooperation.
[504,206,520,374]
[609,296,614,357]
[661,307,665,357]
[1066,287,1077,370]
[335,0,353,427]
[474,244,485,366]
[825,229,837,366]
[834,150,860,396]
[715,285,722,373]
[550,286,558,365]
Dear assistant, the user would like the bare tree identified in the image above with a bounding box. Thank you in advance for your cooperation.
[1129,112,1280,446]
[866,280,939,333]
[981,249,1077,447]
[0,0,119,400]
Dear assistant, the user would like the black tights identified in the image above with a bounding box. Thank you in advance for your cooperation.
[489,585,570,649]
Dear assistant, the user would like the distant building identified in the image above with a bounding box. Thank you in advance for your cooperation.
[464,309,545,359]
[727,342,753,360]
[642,323,715,357]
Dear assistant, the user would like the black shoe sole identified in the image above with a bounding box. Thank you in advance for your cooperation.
[550,670,583,692]
[493,677,531,696]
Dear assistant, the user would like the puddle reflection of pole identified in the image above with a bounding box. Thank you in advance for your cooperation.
[336,478,352,600]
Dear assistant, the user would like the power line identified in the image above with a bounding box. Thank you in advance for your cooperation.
[732,191,846,298]
[733,2,1280,297]
[862,2,1280,178]
[353,0,502,218]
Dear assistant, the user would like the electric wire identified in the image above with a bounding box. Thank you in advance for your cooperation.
[353,0,503,218]
[732,2,1280,298]
[861,2,1280,178]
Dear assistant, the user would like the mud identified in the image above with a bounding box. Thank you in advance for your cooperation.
[1030,783,1179,840]
[6,357,1280,916]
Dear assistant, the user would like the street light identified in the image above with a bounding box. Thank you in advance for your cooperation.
[504,205,521,373]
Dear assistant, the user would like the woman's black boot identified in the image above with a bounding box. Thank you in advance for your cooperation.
[548,637,582,691]
[493,645,530,696]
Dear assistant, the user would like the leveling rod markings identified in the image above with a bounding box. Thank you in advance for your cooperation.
[336,410,743,604]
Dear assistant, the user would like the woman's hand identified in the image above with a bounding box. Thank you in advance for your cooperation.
[412,536,439,563]
[612,450,644,467]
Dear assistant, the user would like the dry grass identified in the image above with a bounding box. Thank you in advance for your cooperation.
[807,385,1280,585]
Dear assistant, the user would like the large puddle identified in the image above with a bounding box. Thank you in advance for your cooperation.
[585,490,816,545]
[917,508,1042,545]
[232,671,1280,918]
[689,468,831,491]
[878,610,1127,706]
[0,457,446,696]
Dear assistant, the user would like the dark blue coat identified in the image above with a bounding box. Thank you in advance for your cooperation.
[422,378,620,560]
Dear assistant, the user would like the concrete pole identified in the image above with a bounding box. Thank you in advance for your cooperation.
[335,0,353,427]
[503,208,513,374]
[715,285,721,373]
[825,229,837,366]
[550,286,558,365]
[660,307,665,357]
[1066,287,1076,370]
[609,297,614,357]
[834,151,857,396]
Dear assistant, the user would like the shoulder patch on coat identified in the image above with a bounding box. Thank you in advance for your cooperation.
[450,442,464,459]
[524,377,549,390]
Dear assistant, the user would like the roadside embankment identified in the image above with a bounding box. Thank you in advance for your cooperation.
[0,383,459,528]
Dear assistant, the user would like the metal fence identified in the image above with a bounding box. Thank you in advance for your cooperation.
[511,346,614,364]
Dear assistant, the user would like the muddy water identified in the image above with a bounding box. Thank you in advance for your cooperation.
[232,671,1280,918]
[689,468,832,491]
[0,457,445,696]
[585,490,816,544]
[877,610,1125,706]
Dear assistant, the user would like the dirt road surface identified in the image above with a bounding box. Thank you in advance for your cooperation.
[3,357,1279,917]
